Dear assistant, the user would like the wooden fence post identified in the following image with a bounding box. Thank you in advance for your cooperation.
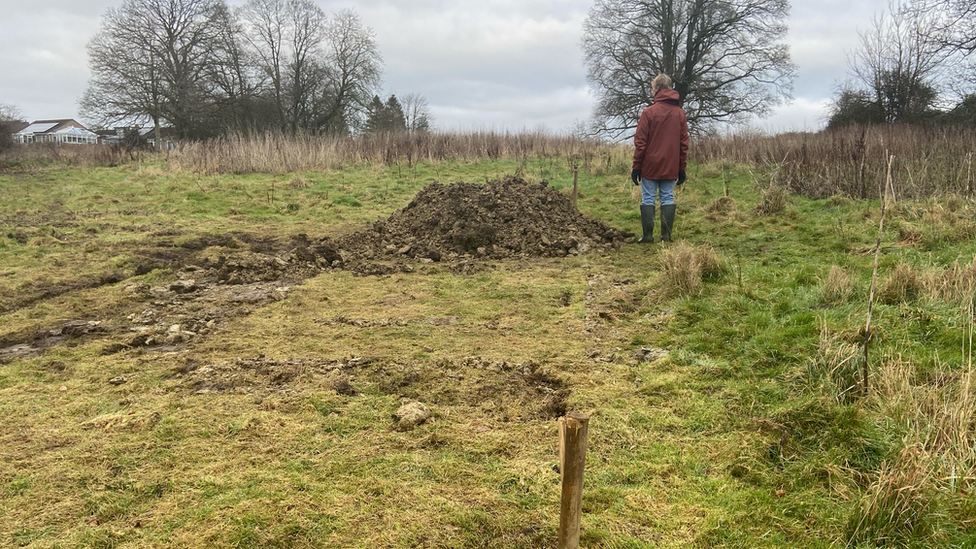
[558,412,589,549]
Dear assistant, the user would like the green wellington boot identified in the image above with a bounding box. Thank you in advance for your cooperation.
[660,204,676,242]
[638,205,655,243]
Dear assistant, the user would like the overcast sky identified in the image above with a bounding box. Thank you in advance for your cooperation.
[0,0,892,134]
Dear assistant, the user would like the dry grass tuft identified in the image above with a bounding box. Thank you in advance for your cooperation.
[288,174,310,189]
[896,220,923,245]
[705,196,738,220]
[807,326,863,403]
[847,446,946,548]
[879,262,923,304]
[848,348,976,547]
[925,259,976,303]
[657,243,723,297]
[847,353,976,546]
[754,184,790,216]
[944,195,967,213]
[871,358,976,491]
[820,265,855,305]
[828,194,854,207]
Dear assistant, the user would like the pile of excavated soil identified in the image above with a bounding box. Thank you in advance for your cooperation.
[320,176,630,268]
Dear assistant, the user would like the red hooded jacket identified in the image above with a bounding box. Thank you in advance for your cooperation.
[632,88,689,181]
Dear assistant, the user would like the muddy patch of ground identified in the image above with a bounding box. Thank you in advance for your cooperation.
[2,177,628,365]
[0,281,292,363]
[0,320,111,363]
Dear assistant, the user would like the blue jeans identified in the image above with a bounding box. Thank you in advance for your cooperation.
[641,178,676,206]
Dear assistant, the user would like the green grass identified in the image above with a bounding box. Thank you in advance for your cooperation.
[1,152,975,548]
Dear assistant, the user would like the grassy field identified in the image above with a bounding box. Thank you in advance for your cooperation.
[1,149,975,548]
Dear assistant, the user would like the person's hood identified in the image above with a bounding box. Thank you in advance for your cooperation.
[653,88,681,105]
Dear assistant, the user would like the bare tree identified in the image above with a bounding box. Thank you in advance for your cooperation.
[207,7,261,133]
[240,4,380,134]
[286,0,328,133]
[0,103,24,122]
[401,93,431,133]
[315,9,383,134]
[848,3,947,123]
[239,0,328,133]
[903,0,976,97]
[81,1,167,144]
[81,0,237,141]
[907,0,976,55]
[239,0,289,129]
[85,0,380,138]
[581,0,795,137]
[147,0,238,138]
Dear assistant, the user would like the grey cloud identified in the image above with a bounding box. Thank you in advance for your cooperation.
[0,2,107,120]
[0,0,895,132]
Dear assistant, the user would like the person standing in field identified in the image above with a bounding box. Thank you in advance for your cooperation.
[631,74,689,243]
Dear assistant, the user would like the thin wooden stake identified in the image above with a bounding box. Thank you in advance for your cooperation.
[864,154,894,395]
[572,166,579,209]
[558,413,589,549]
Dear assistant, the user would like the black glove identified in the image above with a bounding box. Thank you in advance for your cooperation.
[677,170,687,186]
[631,169,641,185]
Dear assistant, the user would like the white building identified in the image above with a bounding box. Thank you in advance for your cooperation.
[14,119,99,145]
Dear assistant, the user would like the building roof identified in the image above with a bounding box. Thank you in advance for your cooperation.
[16,119,93,135]
[18,122,59,134]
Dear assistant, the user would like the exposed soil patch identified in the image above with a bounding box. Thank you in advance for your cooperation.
[0,320,111,363]
[2,176,626,364]
[0,281,291,362]
[2,274,124,313]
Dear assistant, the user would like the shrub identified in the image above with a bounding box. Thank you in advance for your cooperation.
[694,125,976,199]
[0,120,16,155]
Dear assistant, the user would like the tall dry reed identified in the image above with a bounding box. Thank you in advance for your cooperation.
[0,141,151,170]
[1,131,628,176]
[695,125,976,199]
[169,131,621,175]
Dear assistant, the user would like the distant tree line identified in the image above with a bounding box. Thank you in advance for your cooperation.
[828,0,976,129]
[364,94,430,134]
[80,0,430,142]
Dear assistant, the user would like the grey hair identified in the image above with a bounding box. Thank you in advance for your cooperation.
[651,74,673,93]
